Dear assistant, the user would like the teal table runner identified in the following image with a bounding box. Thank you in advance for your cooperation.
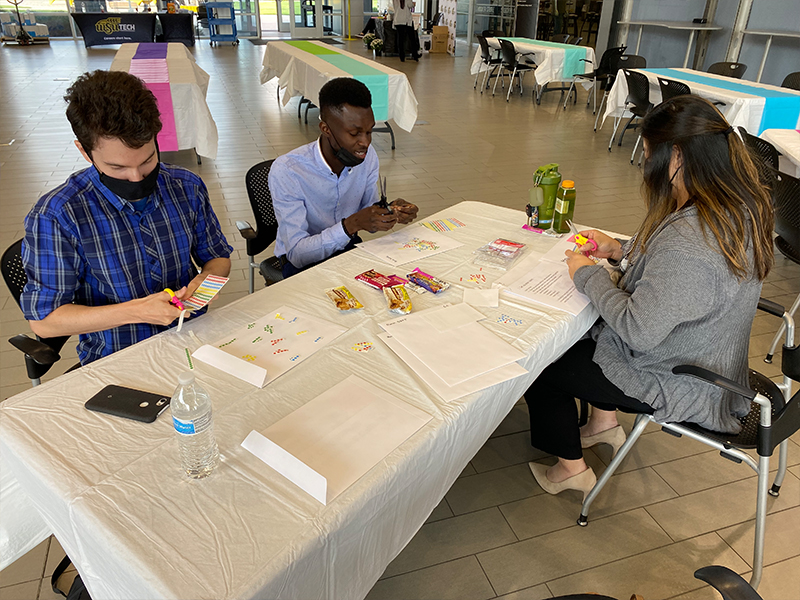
[647,68,800,134]
[500,38,587,80]
[285,41,389,121]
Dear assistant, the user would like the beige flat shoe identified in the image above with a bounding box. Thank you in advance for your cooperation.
[529,462,597,501]
[580,424,626,458]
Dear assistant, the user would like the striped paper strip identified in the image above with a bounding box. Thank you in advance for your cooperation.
[183,274,229,311]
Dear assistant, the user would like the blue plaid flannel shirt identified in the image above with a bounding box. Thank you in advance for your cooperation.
[21,164,232,365]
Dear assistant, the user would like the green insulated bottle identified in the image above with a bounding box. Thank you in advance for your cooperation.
[532,164,562,229]
[552,180,576,234]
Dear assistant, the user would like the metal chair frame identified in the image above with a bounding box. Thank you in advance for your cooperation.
[475,34,503,93]
[607,65,651,159]
[561,45,626,120]
[493,39,536,102]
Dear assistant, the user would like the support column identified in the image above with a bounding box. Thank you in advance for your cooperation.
[726,0,753,62]
[692,0,718,71]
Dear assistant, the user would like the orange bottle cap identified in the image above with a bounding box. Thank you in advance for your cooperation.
[562,180,575,188]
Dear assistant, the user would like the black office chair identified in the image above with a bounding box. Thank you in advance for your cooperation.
[577,297,799,591]
[569,36,582,45]
[562,45,626,120]
[657,76,691,102]
[708,61,747,79]
[766,173,800,363]
[1,240,76,387]
[493,39,536,102]
[781,71,800,91]
[550,33,571,43]
[475,35,503,93]
[738,127,780,193]
[481,29,504,38]
[608,66,652,161]
[236,160,284,292]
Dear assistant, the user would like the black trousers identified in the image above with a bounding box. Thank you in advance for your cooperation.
[281,234,362,279]
[395,24,418,60]
[524,338,654,460]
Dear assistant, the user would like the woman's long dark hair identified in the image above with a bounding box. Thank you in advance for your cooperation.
[637,95,773,281]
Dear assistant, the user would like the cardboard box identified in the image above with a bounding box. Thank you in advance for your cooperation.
[432,25,448,36]
[430,38,447,53]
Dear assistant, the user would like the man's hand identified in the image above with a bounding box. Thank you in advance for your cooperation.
[345,205,398,234]
[565,250,597,280]
[131,290,185,326]
[389,198,418,224]
[577,229,623,261]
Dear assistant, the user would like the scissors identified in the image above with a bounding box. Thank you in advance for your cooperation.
[163,288,186,311]
[377,176,392,213]
[566,220,598,253]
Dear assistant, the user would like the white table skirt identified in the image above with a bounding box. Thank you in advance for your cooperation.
[110,43,219,159]
[0,202,598,599]
[601,68,800,136]
[470,38,596,89]
[761,129,800,178]
[260,41,419,133]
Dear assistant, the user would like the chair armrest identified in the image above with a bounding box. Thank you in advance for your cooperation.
[235,220,257,241]
[8,334,61,366]
[672,365,756,401]
[694,566,762,600]
[579,58,593,64]
[757,298,784,318]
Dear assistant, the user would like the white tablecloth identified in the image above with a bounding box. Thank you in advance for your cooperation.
[469,38,596,88]
[260,41,419,133]
[0,202,598,599]
[110,43,219,159]
[602,68,800,136]
[761,129,800,178]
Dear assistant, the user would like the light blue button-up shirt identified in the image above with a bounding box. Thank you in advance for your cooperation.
[269,139,380,269]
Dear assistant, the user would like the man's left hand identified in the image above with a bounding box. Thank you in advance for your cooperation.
[389,199,418,224]
[565,249,596,280]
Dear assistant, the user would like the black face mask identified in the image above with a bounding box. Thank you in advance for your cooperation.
[328,129,365,168]
[97,161,160,201]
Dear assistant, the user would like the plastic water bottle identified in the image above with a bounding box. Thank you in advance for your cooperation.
[171,372,219,478]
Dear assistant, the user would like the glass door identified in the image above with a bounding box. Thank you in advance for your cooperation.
[233,0,260,36]
[289,0,323,36]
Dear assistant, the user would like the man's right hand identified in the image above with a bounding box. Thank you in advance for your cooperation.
[131,290,186,326]
[345,205,398,235]
[578,229,624,262]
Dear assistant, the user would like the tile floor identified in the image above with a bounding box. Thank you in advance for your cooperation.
[1,38,799,600]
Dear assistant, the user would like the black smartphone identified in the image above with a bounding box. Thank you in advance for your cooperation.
[85,385,171,423]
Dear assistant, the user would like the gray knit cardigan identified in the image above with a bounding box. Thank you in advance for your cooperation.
[572,206,760,433]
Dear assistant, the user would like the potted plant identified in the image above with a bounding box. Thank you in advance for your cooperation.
[370,37,384,57]
[363,33,375,48]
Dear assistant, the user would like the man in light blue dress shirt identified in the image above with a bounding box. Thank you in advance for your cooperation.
[269,78,418,278]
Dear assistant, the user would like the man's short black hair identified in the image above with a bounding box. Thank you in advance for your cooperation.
[319,78,372,119]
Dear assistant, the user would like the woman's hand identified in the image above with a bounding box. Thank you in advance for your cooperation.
[578,229,623,261]
[565,250,597,280]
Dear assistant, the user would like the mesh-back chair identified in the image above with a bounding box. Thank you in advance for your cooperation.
[739,128,780,195]
[475,35,503,93]
[782,71,800,91]
[550,33,571,43]
[569,36,583,45]
[493,39,536,102]
[708,61,747,79]
[578,298,800,590]
[562,45,626,121]
[481,29,503,37]
[236,160,284,292]
[657,77,691,102]
[766,173,800,363]
[608,67,652,162]
[1,240,75,386]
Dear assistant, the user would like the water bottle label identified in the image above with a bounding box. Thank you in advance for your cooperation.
[555,197,567,214]
[173,411,211,435]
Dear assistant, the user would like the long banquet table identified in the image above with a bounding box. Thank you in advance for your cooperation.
[260,40,419,134]
[470,37,596,92]
[602,67,800,136]
[0,202,598,599]
[761,128,800,178]
[110,43,219,159]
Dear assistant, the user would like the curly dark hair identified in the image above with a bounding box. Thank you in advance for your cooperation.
[64,70,162,154]
[319,77,372,119]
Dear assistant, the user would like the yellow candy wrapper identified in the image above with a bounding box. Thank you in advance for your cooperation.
[383,285,412,314]
[325,286,364,311]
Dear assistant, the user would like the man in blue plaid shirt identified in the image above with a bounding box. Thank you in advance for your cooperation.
[21,71,232,365]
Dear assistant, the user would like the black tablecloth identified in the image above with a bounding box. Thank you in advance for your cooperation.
[158,13,194,46]
[71,12,156,47]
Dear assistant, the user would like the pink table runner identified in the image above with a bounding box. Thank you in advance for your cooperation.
[129,43,179,151]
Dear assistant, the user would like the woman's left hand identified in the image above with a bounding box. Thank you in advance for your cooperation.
[565,249,596,280]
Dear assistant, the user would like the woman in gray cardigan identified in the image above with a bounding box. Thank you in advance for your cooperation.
[525,95,775,499]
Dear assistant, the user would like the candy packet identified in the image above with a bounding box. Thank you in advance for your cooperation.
[405,268,450,294]
[325,286,364,311]
[383,285,412,314]
[355,269,408,290]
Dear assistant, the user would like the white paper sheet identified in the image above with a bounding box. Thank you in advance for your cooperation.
[422,302,485,332]
[242,375,432,504]
[192,306,347,387]
[380,307,525,387]
[378,332,528,402]
[463,288,499,308]
[505,260,591,316]
[356,226,464,266]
